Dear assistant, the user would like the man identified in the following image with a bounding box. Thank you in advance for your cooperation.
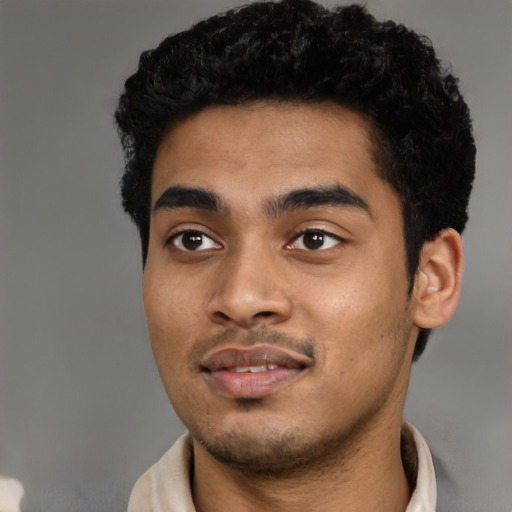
[115,1,475,510]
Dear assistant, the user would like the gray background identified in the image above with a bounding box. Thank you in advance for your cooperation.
[0,0,511,511]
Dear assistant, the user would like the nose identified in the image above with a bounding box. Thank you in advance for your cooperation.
[206,246,293,328]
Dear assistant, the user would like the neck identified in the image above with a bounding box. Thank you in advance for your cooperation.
[191,418,412,512]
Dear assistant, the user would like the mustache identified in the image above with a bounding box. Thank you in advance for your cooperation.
[188,328,316,368]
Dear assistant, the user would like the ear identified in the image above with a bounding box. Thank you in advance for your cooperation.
[413,228,465,329]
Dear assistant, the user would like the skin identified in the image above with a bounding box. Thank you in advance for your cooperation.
[143,102,464,512]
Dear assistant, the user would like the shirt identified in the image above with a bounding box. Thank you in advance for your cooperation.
[0,476,24,512]
[127,422,437,512]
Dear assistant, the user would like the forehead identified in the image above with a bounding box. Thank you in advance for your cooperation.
[151,102,394,215]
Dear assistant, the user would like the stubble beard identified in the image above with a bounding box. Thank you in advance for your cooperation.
[181,309,414,478]
[187,395,390,479]
[191,419,348,477]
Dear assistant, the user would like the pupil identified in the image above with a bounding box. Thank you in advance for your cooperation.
[183,231,203,250]
[304,231,324,249]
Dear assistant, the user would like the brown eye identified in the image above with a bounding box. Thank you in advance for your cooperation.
[182,231,204,250]
[302,231,326,250]
[170,230,221,251]
[288,229,341,251]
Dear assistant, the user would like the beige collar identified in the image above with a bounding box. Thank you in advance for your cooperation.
[128,422,436,512]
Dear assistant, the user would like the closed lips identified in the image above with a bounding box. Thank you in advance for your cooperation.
[200,345,314,399]
[200,345,313,373]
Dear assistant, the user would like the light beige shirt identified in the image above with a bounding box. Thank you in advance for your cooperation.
[128,423,436,512]
[0,476,24,512]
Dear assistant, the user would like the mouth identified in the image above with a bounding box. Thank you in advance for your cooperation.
[200,345,313,399]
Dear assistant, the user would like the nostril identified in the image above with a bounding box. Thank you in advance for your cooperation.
[213,311,231,322]
[210,309,279,327]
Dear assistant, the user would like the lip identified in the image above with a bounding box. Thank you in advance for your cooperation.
[200,345,313,399]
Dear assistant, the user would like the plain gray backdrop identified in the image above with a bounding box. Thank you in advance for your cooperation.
[0,1,511,511]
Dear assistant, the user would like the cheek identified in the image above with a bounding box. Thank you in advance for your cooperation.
[299,269,396,335]
[143,276,203,413]
[142,270,202,374]
[143,266,203,328]
[297,264,410,371]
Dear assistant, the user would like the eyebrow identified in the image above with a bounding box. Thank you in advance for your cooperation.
[154,185,222,213]
[265,184,373,220]
[153,183,372,220]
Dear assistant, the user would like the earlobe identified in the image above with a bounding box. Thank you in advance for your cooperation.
[413,228,465,329]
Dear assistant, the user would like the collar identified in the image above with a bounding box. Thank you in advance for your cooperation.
[403,422,437,511]
[128,422,437,512]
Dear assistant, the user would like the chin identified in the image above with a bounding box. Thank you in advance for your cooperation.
[190,422,348,477]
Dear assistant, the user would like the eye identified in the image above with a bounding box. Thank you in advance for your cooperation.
[169,230,221,252]
[288,229,342,251]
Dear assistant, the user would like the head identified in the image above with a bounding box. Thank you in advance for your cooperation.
[115,0,475,475]
[115,0,475,362]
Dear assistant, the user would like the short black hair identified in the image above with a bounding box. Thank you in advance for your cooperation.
[115,0,475,360]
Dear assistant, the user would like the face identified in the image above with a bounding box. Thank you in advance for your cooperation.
[144,103,419,473]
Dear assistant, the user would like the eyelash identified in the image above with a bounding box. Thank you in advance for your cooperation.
[167,228,343,253]
[287,229,343,251]
[167,229,221,252]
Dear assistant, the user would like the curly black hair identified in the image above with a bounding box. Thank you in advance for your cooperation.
[115,0,475,360]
